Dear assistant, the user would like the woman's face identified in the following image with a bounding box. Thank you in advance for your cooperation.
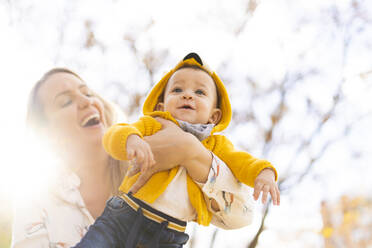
[38,72,107,151]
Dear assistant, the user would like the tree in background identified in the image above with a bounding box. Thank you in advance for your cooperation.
[1,0,371,247]
[0,194,12,248]
[321,196,372,248]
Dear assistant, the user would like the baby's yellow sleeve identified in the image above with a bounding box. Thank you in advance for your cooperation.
[211,135,278,187]
[102,116,162,161]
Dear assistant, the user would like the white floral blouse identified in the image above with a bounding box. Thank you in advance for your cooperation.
[12,154,255,248]
[12,170,93,248]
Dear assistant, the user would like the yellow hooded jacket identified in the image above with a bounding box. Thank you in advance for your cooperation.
[103,53,277,226]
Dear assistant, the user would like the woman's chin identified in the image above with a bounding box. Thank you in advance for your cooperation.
[79,124,105,144]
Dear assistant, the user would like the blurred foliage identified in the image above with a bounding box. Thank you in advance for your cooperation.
[320,195,372,248]
[0,198,12,248]
[1,0,372,247]
[0,228,11,248]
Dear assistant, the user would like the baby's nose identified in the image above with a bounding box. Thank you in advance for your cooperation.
[182,91,193,99]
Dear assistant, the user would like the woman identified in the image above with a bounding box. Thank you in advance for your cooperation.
[11,68,206,247]
[12,68,265,248]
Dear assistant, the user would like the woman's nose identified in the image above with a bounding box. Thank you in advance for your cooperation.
[78,95,93,109]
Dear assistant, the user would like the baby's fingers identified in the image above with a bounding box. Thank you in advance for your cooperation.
[275,184,281,205]
[127,163,140,177]
[269,187,277,205]
[144,143,154,165]
[127,149,135,161]
[143,151,152,173]
[139,151,151,174]
[129,170,152,194]
[253,182,263,201]
[261,185,270,204]
[135,150,145,165]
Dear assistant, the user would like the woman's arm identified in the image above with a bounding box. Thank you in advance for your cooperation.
[128,118,213,193]
[130,118,254,229]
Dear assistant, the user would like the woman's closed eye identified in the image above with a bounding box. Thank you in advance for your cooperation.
[81,88,94,97]
[61,98,72,108]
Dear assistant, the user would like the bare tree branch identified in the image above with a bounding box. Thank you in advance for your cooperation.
[247,202,271,248]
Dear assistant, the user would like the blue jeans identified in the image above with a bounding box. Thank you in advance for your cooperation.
[72,196,189,248]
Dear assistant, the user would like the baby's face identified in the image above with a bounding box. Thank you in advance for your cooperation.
[158,67,221,124]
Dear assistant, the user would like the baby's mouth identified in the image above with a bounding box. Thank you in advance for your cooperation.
[179,104,195,110]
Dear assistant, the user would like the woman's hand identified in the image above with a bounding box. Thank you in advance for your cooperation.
[128,118,212,193]
[253,168,280,205]
[127,118,189,193]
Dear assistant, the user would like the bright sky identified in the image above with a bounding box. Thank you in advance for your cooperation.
[1,0,372,247]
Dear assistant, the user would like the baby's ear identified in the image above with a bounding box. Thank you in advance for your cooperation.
[155,102,165,111]
[208,108,222,124]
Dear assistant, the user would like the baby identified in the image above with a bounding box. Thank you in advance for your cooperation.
[74,52,279,248]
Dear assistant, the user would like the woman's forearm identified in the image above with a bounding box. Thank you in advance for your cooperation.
[179,133,212,183]
[144,118,212,182]
[144,130,192,169]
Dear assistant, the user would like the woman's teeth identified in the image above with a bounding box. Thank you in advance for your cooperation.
[81,113,100,127]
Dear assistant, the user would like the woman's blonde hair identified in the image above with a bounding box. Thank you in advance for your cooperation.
[26,68,127,195]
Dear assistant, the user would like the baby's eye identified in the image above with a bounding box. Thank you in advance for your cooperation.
[172,87,182,93]
[195,89,205,95]
[84,93,93,97]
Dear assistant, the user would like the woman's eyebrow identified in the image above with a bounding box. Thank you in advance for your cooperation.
[54,84,87,100]
[79,84,87,89]
[54,90,70,101]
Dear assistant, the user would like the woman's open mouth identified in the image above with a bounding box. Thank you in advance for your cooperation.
[80,113,101,128]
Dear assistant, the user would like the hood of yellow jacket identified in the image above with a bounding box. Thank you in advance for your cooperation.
[143,52,232,134]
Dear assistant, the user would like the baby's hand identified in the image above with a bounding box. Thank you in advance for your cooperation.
[126,134,155,175]
[253,168,280,206]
